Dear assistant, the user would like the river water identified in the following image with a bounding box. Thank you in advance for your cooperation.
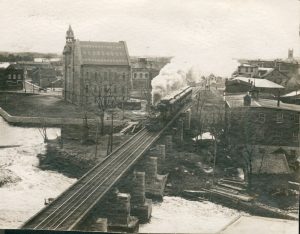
[0,117,240,232]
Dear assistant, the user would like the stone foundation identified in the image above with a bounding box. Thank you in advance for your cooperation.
[130,171,152,223]
[144,157,168,200]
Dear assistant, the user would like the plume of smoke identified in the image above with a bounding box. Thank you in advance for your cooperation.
[151,58,206,105]
[151,48,239,105]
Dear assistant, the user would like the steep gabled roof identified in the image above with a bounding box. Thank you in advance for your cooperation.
[77,40,130,66]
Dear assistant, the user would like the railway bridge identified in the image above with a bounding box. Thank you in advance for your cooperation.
[22,104,191,231]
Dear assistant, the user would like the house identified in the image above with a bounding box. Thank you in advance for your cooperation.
[225,77,284,97]
[130,56,170,99]
[0,62,10,89]
[0,63,24,90]
[63,25,131,107]
[224,94,300,176]
[280,90,300,105]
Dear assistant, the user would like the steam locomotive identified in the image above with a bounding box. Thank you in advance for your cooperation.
[145,86,193,131]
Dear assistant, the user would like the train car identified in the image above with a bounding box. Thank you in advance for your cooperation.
[146,86,192,131]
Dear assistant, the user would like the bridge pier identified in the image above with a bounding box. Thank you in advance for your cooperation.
[98,189,139,233]
[89,218,108,232]
[156,144,166,161]
[130,171,152,223]
[164,135,173,153]
[145,157,168,200]
[184,108,191,130]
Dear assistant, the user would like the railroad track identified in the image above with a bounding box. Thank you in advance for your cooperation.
[22,102,190,231]
[23,128,154,230]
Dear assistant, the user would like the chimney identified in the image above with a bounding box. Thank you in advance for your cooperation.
[288,49,293,59]
[244,93,251,106]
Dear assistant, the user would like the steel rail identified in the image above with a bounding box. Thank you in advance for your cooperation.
[23,101,192,231]
[54,133,155,230]
[23,128,147,229]
[66,106,188,230]
[38,131,151,230]
[27,129,149,229]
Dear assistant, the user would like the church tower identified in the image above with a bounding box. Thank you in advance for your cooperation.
[66,25,75,44]
[63,25,75,101]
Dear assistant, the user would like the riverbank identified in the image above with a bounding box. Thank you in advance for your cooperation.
[0,118,75,228]
[38,134,132,179]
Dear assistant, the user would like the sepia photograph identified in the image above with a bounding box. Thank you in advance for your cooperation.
[0,0,299,233]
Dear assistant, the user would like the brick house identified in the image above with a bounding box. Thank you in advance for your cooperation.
[130,57,171,99]
[224,94,300,176]
[0,63,24,90]
[63,26,131,107]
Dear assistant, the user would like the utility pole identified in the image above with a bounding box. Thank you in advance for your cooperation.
[106,110,114,155]
[94,117,100,158]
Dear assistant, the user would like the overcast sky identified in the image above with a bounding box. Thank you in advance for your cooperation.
[0,0,299,75]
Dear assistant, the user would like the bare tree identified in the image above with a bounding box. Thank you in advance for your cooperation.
[38,118,48,143]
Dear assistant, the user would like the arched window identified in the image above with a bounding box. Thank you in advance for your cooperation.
[139,73,143,79]
[122,73,126,81]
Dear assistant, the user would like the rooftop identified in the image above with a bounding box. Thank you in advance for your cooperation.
[232,77,284,89]
[0,62,10,69]
[77,40,130,66]
[225,94,300,112]
[282,90,300,97]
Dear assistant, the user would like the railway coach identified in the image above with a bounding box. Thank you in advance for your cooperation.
[146,86,192,131]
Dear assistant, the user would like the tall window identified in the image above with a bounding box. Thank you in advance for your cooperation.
[134,73,137,78]
[104,72,108,81]
[85,85,89,93]
[291,113,299,124]
[292,131,298,142]
[276,112,283,123]
[122,73,125,82]
[145,73,149,79]
[114,72,118,82]
[139,73,143,79]
[258,113,265,123]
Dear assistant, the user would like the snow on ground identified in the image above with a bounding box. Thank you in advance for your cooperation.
[0,118,76,228]
[140,196,241,233]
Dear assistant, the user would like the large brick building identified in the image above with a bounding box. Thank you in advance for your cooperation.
[130,56,171,99]
[63,26,131,107]
[224,94,300,175]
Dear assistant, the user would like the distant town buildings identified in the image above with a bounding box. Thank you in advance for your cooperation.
[232,49,300,92]
[63,26,131,107]
[130,56,171,99]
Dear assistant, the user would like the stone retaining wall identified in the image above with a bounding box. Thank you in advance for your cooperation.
[0,107,124,126]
